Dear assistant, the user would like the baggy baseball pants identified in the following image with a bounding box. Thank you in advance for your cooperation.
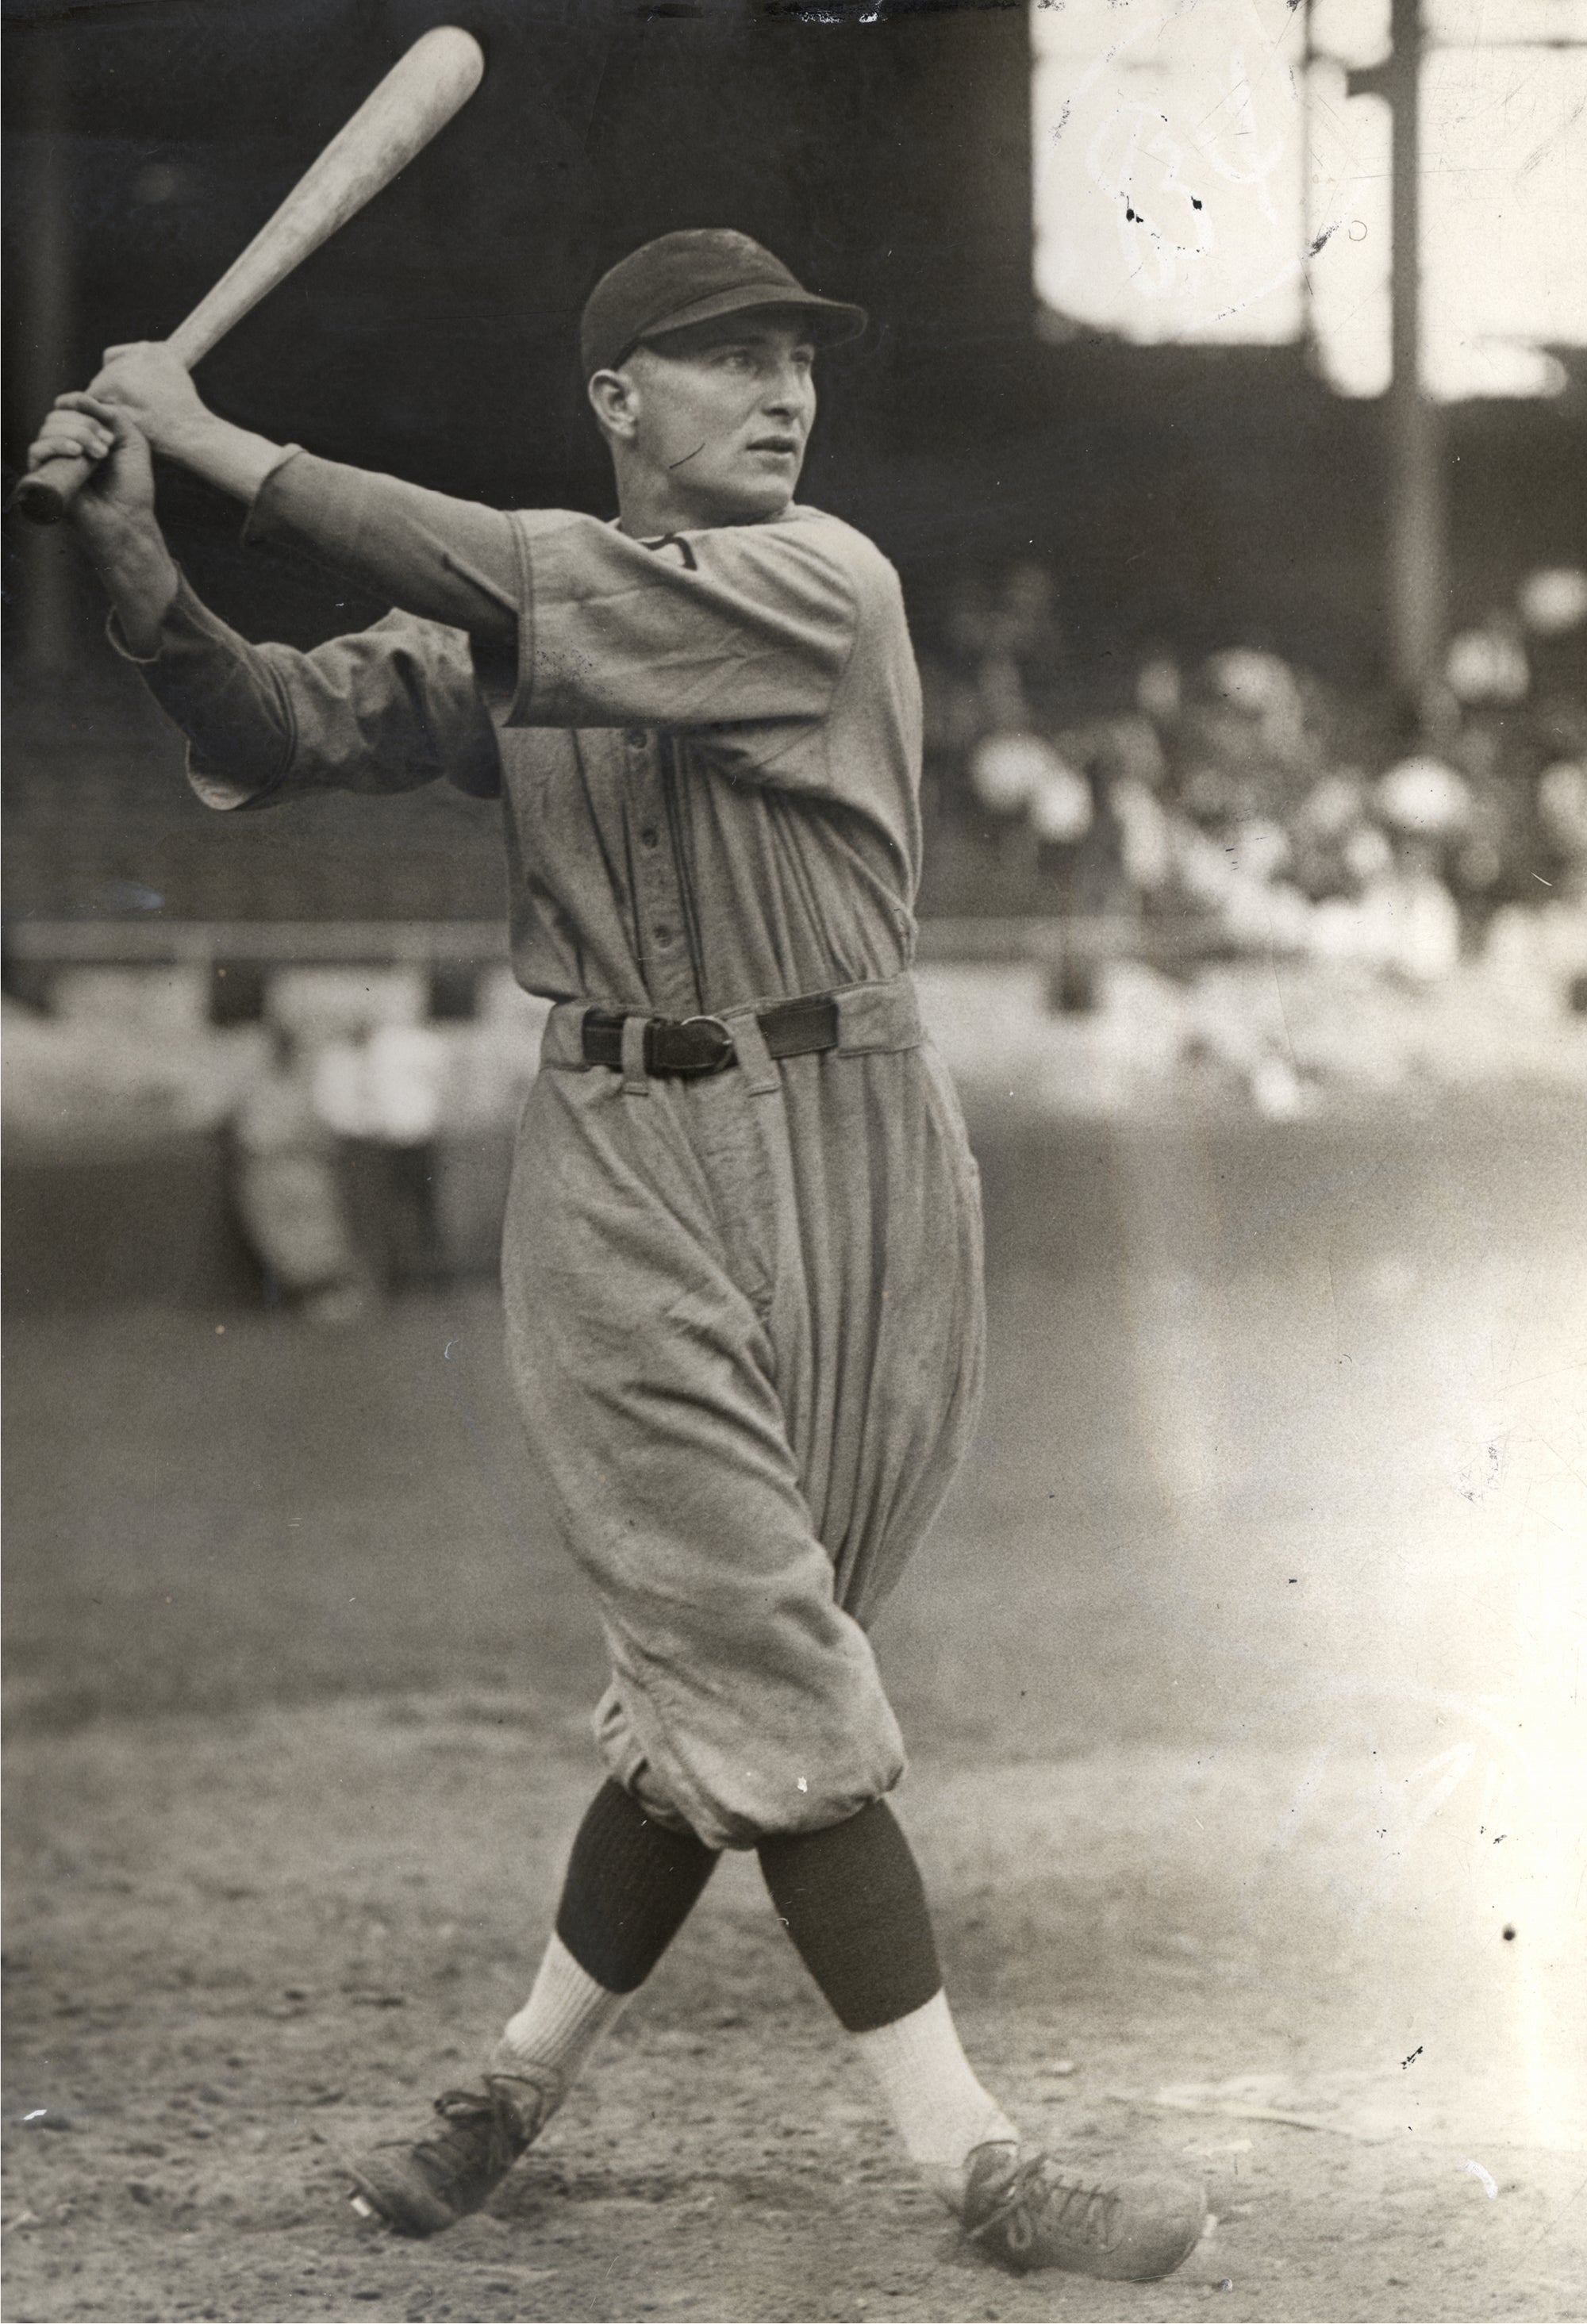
[501,974,986,1850]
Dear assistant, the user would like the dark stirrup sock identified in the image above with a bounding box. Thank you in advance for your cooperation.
[555,1779,720,1995]
[758,1797,944,2034]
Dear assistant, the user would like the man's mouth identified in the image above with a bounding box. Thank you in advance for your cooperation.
[747,436,799,455]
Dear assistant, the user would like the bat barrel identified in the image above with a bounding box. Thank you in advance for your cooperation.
[13,25,484,528]
[167,25,484,368]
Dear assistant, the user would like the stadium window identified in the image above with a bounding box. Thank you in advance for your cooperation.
[1031,0,1587,401]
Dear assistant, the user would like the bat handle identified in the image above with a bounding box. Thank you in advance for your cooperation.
[14,446,105,528]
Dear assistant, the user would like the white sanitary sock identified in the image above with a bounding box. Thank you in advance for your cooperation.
[852,1989,1020,2212]
[497,1930,632,2109]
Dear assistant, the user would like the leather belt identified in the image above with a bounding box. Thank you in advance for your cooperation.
[582,993,840,1077]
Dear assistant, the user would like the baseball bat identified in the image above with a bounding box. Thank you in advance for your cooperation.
[15,25,485,525]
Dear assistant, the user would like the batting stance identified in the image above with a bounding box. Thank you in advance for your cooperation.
[29,229,1204,2283]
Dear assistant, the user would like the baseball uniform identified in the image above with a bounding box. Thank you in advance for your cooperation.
[118,449,986,1850]
[71,231,1206,2282]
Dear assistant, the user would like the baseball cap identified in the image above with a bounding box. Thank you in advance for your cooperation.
[579,229,867,378]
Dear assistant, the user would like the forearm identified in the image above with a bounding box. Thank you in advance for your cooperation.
[81,341,517,655]
[76,505,181,659]
[154,409,292,509]
[129,407,505,642]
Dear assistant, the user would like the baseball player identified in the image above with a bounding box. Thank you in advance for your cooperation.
[29,229,1205,2284]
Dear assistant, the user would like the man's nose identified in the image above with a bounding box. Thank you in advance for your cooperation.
[763,367,811,421]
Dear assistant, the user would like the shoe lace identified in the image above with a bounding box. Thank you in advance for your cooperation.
[968,2155,1122,2257]
[375,2086,520,2180]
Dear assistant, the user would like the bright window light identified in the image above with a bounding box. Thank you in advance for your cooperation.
[1420,41,1587,400]
[1031,0,1587,399]
[1305,61,1393,396]
[1031,0,1308,347]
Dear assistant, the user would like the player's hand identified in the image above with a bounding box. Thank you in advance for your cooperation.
[28,393,156,528]
[88,340,213,459]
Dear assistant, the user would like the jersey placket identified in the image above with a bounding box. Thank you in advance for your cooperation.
[624,727,704,1018]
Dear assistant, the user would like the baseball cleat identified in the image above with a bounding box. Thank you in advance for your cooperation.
[962,2142,1207,2280]
[344,2049,559,2238]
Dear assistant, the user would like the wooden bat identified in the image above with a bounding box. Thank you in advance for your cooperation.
[16,25,485,525]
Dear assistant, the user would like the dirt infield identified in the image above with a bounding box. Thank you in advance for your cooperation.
[6,1101,1585,2322]
[6,1700,1585,2324]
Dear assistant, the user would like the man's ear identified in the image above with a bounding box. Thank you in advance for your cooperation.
[588,366,638,441]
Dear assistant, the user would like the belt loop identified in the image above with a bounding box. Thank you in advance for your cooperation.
[728,1008,779,1096]
[620,1012,651,1096]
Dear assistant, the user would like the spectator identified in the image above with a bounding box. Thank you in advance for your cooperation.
[1446,612,1529,709]
[313,1020,452,1289]
[230,1028,370,1323]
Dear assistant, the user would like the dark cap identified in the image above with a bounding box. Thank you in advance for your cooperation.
[579,229,867,378]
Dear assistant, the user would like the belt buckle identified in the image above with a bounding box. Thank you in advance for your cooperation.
[673,1013,735,1075]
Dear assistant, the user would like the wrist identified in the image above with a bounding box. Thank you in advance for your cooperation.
[161,410,287,504]
[156,405,233,470]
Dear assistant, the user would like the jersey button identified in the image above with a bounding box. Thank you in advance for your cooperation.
[652,924,674,947]
[639,825,660,849]
[624,729,647,750]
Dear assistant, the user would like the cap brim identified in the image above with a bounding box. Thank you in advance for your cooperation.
[631,284,868,359]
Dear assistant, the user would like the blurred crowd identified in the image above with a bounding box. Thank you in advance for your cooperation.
[7,562,1587,1306]
[917,561,1587,1003]
[2,962,548,1312]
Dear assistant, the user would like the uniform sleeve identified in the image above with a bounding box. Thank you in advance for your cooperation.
[244,450,520,678]
[238,451,859,732]
[109,569,501,812]
[500,510,858,732]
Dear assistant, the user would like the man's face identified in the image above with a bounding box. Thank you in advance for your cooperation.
[603,312,818,526]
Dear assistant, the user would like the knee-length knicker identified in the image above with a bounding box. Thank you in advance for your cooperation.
[118,455,987,1850]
